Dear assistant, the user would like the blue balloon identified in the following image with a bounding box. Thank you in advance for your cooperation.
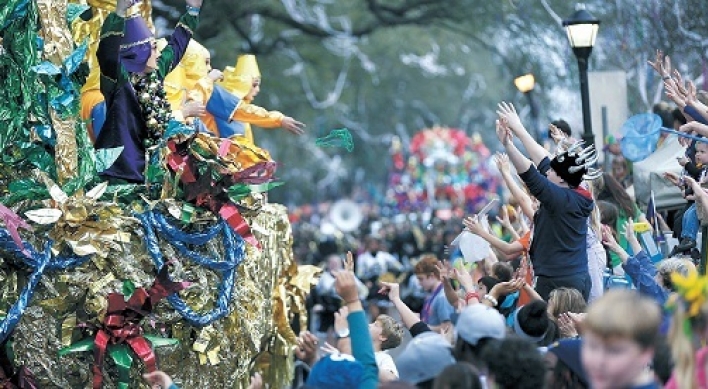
[620,113,662,162]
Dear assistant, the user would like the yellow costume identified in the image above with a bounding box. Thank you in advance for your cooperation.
[217,55,284,143]
[157,38,208,123]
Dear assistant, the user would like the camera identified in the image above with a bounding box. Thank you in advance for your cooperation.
[685,185,694,197]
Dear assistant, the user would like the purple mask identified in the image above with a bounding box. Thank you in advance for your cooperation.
[119,15,154,73]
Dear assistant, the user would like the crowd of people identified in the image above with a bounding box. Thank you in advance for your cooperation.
[271,51,708,389]
[77,0,708,386]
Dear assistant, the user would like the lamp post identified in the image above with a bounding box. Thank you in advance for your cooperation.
[563,8,600,147]
[514,74,540,142]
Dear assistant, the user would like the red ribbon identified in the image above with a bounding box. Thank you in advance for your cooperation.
[167,140,196,183]
[91,268,188,388]
[219,203,261,249]
[230,161,278,184]
[0,366,38,389]
[167,136,270,248]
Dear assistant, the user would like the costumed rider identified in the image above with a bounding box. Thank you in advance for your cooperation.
[496,104,601,301]
[211,55,305,142]
[93,0,203,183]
[175,39,239,134]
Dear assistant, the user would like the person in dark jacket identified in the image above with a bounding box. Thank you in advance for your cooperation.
[495,102,600,301]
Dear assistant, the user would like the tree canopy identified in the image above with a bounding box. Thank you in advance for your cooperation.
[154,0,708,204]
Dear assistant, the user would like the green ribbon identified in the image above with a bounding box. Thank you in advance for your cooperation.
[108,344,133,389]
[181,204,196,223]
[227,182,283,202]
[58,337,94,356]
[59,335,180,387]
[122,280,136,299]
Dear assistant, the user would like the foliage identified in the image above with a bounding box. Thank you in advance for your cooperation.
[153,0,708,204]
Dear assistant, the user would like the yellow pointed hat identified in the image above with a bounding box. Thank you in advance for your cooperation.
[219,54,260,99]
[81,64,101,93]
[180,39,210,89]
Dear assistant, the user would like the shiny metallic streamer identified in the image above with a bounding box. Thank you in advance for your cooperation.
[137,211,245,327]
[0,230,90,343]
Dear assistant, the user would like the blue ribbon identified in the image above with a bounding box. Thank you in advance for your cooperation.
[136,210,245,327]
[0,230,90,343]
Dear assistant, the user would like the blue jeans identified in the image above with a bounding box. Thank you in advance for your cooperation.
[681,203,699,240]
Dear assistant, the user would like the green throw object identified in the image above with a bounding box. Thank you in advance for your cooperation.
[315,128,354,152]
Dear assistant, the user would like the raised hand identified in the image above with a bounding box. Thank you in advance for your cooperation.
[143,371,174,389]
[496,102,524,133]
[663,171,681,186]
[435,260,453,281]
[496,206,513,230]
[517,207,530,233]
[281,116,306,135]
[686,80,698,105]
[647,49,671,78]
[344,251,355,272]
[293,331,319,366]
[494,152,511,174]
[623,218,639,248]
[378,281,401,302]
[335,271,360,303]
[334,306,349,334]
[489,278,524,299]
[601,225,621,254]
[495,120,512,146]
[664,79,686,108]
[673,69,688,96]
[463,215,485,235]
[452,267,475,292]
[548,123,566,144]
[678,122,708,147]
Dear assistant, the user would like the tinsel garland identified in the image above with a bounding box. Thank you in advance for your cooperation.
[137,210,245,327]
[0,230,90,343]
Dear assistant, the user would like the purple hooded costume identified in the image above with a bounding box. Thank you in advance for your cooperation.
[94,9,199,183]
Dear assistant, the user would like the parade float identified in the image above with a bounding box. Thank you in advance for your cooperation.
[386,126,502,216]
[0,1,319,387]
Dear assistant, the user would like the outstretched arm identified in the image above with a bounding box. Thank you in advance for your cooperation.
[497,102,550,165]
[497,119,533,175]
[156,3,201,78]
[463,215,524,256]
[379,282,427,331]
[495,152,535,220]
[233,104,305,135]
[435,262,460,307]
[96,0,130,85]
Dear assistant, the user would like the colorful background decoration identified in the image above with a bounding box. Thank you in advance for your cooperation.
[385,126,502,216]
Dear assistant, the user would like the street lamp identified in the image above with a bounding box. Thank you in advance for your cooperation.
[514,74,535,94]
[563,8,600,147]
[514,74,540,142]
